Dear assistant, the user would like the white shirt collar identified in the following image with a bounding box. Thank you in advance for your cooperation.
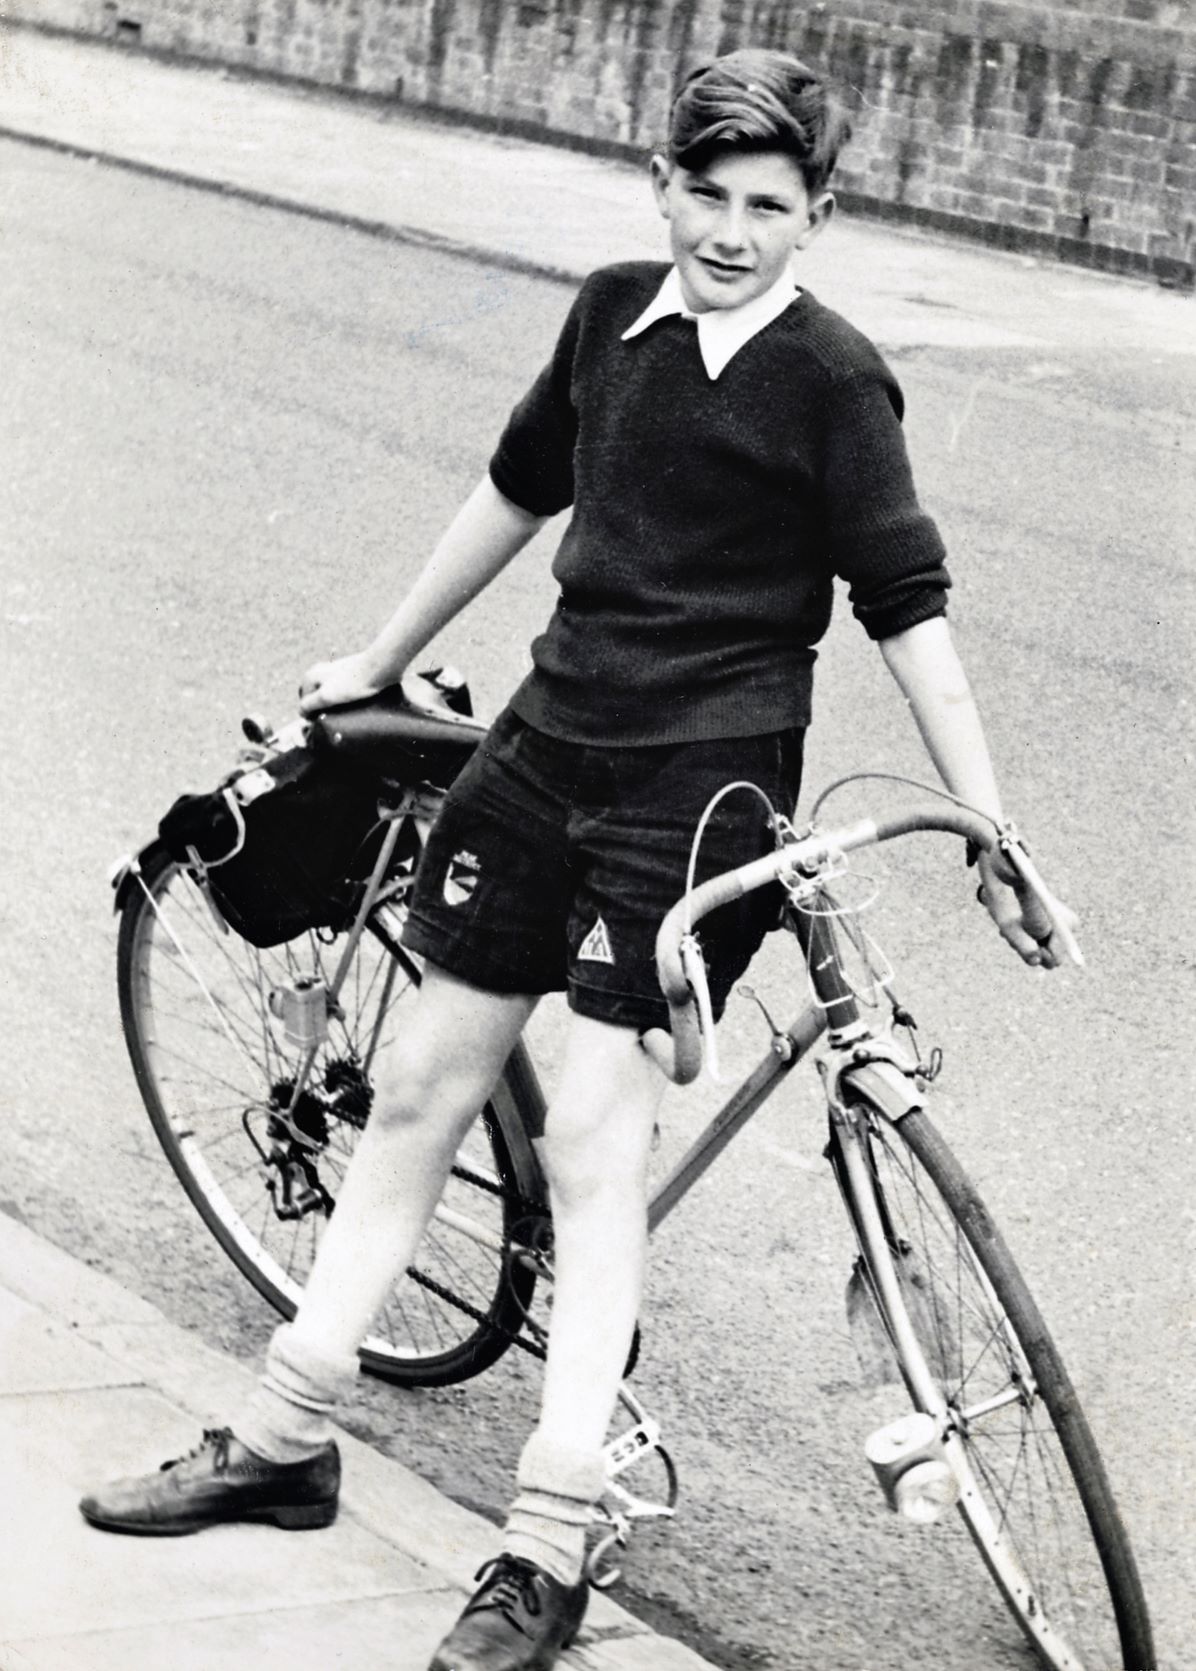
[620,265,798,380]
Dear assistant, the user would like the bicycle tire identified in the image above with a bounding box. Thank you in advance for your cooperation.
[116,841,544,1388]
[842,1098,1154,1671]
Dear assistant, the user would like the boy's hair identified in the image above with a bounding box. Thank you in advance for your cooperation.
[668,49,852,194]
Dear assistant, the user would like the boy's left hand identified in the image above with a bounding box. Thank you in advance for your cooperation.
[298,651,387,715]
[975,850,1079,970]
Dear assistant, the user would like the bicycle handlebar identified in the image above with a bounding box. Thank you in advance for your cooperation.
[644,804,1082,1086]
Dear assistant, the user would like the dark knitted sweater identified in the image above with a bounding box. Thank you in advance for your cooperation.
[489,261,950,745]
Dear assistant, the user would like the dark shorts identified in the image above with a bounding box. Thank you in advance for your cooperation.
[402,708,805,1033]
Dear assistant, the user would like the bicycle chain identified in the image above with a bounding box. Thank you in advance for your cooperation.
[404,1263,547,1361]
[400,1160,550,1361]
[450,1158,543,1221]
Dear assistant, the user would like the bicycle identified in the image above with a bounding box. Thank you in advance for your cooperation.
[111,674,1154,1671]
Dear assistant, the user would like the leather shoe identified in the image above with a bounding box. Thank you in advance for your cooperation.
[79,1427,339,1535]
[428,1554,588,1670]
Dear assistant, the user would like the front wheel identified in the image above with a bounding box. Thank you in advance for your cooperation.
[116,842,546,1388]
[843,1100,1154,1671]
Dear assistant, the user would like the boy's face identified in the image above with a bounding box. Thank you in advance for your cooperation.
[650,149,833,313]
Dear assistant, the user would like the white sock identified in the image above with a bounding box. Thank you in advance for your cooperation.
[502,1433,607,1587]
[235,1325,357,1464]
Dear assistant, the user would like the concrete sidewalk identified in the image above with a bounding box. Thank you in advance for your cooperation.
[0,24,1189,361]
[0,1210,709,1670]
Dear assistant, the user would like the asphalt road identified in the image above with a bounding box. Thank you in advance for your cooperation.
[2,138,1193,1669]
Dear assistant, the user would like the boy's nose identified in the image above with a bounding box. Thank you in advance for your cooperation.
[712,205,748,253]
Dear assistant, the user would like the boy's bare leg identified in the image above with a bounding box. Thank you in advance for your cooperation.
[235,965,537,1458]
[282,965,535,1358]
[534,1013,664,1453]
[79,966,536,1532]
[429,1013,663,1670]
[504,1015,663,1579]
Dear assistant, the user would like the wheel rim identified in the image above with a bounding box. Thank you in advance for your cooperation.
[863,1112,1144,1671]
[122,855,528,1376]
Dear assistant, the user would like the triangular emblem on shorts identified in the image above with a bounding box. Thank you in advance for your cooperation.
[577,916,614,965]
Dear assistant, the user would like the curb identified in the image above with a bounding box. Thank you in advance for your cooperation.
[0,123,586,290]
[0,1211,713,1669]
[5,15,1191,291]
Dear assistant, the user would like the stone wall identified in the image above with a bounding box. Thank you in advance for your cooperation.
[10,0,1195,285]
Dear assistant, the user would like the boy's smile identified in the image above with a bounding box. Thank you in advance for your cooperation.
[651,150,833,314]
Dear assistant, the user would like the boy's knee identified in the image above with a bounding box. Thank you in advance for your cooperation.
[369,1033,492,1140]
[540,1023,662,1209]
[539,1121,649,1215]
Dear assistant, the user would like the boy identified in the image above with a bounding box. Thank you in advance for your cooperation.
[80,49,1070,1671]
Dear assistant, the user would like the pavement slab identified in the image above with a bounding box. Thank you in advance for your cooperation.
[0,1288,140,1396]
[0,1593,453,1671]
[1,1388,428,1640]
[0,1210,709,1669]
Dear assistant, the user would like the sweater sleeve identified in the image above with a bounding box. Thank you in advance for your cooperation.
[488,284,585,517]
[819,368,951,640]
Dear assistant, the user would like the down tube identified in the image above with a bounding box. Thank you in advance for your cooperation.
[647,1003,825,1234]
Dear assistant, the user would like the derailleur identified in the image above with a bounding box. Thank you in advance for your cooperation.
[266,1146,332,1221]
[246,1060,374,1224]
[259,1086,333,1221]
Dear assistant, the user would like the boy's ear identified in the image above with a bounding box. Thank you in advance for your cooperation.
[795,191,835,250]
[649,153,673,219]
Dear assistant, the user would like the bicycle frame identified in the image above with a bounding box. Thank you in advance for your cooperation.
[239,796,985,1553]
[133,779,931,1344]
[647,999,824,1232]
[251,798,921,1243]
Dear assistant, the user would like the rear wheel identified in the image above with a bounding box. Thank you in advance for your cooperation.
[116,842,546,1387]
[845,1100,1154,1671]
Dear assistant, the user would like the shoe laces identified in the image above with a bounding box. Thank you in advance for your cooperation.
[465,1556,542,1634]
[161,1426,233,1474]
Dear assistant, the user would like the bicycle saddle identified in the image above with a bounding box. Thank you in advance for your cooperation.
[307,680,485,789]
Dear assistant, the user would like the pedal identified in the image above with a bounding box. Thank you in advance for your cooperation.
[587,1414,679,1589]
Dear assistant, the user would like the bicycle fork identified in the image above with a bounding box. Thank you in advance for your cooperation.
[594,1047,953,1583]
[585,1034,952,1579]
[818,1042,966,1525]
[834,1112,963,1522]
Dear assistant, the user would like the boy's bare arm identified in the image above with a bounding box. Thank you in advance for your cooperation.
[300,476,547,711]
[878,616,1075,968]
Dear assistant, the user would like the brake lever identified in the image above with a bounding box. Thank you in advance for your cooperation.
[999,833,1085,968]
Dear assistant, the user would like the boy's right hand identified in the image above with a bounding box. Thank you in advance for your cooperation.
[298,651,392,715]
[975,848,1081,970]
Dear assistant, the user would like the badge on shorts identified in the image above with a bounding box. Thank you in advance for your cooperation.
[443,849,480,907]
[577,916,615,965]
